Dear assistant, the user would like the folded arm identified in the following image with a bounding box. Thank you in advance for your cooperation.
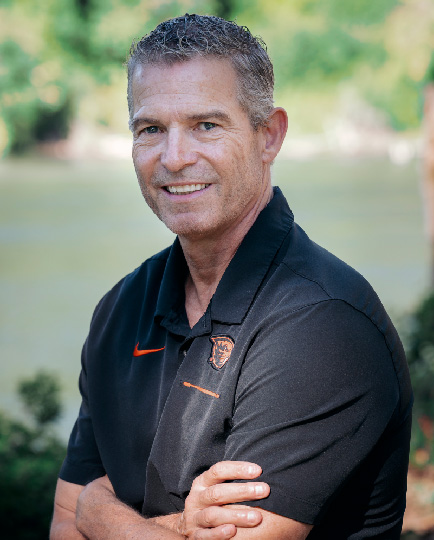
[50,461,312,540]
[177,461,313,540]
[50,477,185,540]
[50,479,86,540]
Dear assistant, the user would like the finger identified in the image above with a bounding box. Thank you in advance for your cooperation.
[199,481,270,507]
[196,505,262,529]
[193,524,237,540]
[199,461,262,488]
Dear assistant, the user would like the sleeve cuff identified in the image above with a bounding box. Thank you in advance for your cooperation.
[59,457,106,486]
[241,485,325,526]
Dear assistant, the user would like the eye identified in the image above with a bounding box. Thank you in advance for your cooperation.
[143,126,160,134]
[198,122,217,131]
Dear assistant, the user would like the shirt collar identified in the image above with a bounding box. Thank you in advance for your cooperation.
[210,186,293,324]
[155,237,190,336]
[155,186,294,333]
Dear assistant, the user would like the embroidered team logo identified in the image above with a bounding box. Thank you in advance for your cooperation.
[208,336,235,370]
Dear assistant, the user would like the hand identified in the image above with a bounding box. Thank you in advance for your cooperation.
[176,461,270,539]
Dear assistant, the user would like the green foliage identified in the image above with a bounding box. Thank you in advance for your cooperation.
[0,0,433,153]
[18,370,62,427]
[404,291,434,465]
[317,0,400,26]
[0,40,37,153]
[366,76,421,131]
[0,36,74,154]
[280,27,386,85]
[406,292,434,417]
[0,414,65,538]
[0,372,66,539]
[235,0,433,131]
[294,0,399,23]
[49,0,127,82]
[424,51,434,84]
[214,0,234,19]
[0,0,216,154]
[0,40,36,90]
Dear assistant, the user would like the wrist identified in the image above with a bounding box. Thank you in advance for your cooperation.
[149,512,185,536]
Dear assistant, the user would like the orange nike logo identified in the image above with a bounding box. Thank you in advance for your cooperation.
[133,343,165,357]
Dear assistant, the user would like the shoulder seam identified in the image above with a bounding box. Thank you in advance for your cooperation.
[279,263,392,353]
[285,298,401,412]
[284,297,394,360]
[281,261,332,299]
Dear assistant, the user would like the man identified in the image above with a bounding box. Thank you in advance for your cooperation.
[50,14,413,540]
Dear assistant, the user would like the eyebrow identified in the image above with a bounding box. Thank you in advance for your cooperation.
[187,110,231,123]
[130,110,231,132]
[130,117,159,132]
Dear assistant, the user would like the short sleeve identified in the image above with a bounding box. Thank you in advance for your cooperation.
[59,339,105,485]
[223,299,400,525]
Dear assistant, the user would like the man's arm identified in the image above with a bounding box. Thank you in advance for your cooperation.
[50,479,86,540]
[50,462,265,540]
[74,463,267,540]
[177,462,313,540]
[50,478,186,540]
[51,462,312,540]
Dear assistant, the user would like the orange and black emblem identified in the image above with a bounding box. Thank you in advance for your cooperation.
[208,336,235,370]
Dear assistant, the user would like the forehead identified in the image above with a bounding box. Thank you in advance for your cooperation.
[131,57,246,121]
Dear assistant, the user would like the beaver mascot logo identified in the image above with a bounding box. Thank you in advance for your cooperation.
[208,336,235,370]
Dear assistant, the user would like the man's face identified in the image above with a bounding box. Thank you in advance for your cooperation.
[131,57,271,240]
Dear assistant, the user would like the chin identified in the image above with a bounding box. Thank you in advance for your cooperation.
[163,218,217,240]
[158,210,205,233]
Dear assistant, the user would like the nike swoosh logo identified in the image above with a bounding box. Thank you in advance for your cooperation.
[133,343,165,357]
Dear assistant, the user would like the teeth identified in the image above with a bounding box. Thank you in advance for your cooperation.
[166,184,209,194]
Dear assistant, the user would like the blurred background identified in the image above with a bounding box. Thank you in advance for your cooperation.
[1,0,434,537]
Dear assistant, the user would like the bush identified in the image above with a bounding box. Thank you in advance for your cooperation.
[0,371,66,539]
[18,371,62,428]
[404,291,434,465]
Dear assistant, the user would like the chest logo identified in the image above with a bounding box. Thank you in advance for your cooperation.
[209,336,235,370]
[133,344,165,357]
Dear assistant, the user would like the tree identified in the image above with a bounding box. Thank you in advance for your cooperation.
[18,370,62,428]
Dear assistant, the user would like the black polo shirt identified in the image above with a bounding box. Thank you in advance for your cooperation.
[60,187,412,538]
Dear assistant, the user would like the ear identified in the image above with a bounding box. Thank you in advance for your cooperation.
[261,107,288,164]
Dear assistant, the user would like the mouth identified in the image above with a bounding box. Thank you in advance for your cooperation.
[164,183,210,195]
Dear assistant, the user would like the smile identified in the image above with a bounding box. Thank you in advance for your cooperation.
[165,184,210,195]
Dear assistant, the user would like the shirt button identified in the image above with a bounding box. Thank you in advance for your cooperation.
[182,349,187,357]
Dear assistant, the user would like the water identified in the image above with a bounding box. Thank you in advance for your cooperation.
[0,156,429,439]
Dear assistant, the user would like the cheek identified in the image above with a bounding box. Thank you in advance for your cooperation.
[132,144,157,174]
[132,151,156,203]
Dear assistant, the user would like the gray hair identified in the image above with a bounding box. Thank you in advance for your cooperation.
[127,13,274,131]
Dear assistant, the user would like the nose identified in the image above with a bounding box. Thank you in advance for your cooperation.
[160,129,197,172]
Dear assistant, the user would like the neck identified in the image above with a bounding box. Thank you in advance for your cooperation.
[181,184,273,327]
